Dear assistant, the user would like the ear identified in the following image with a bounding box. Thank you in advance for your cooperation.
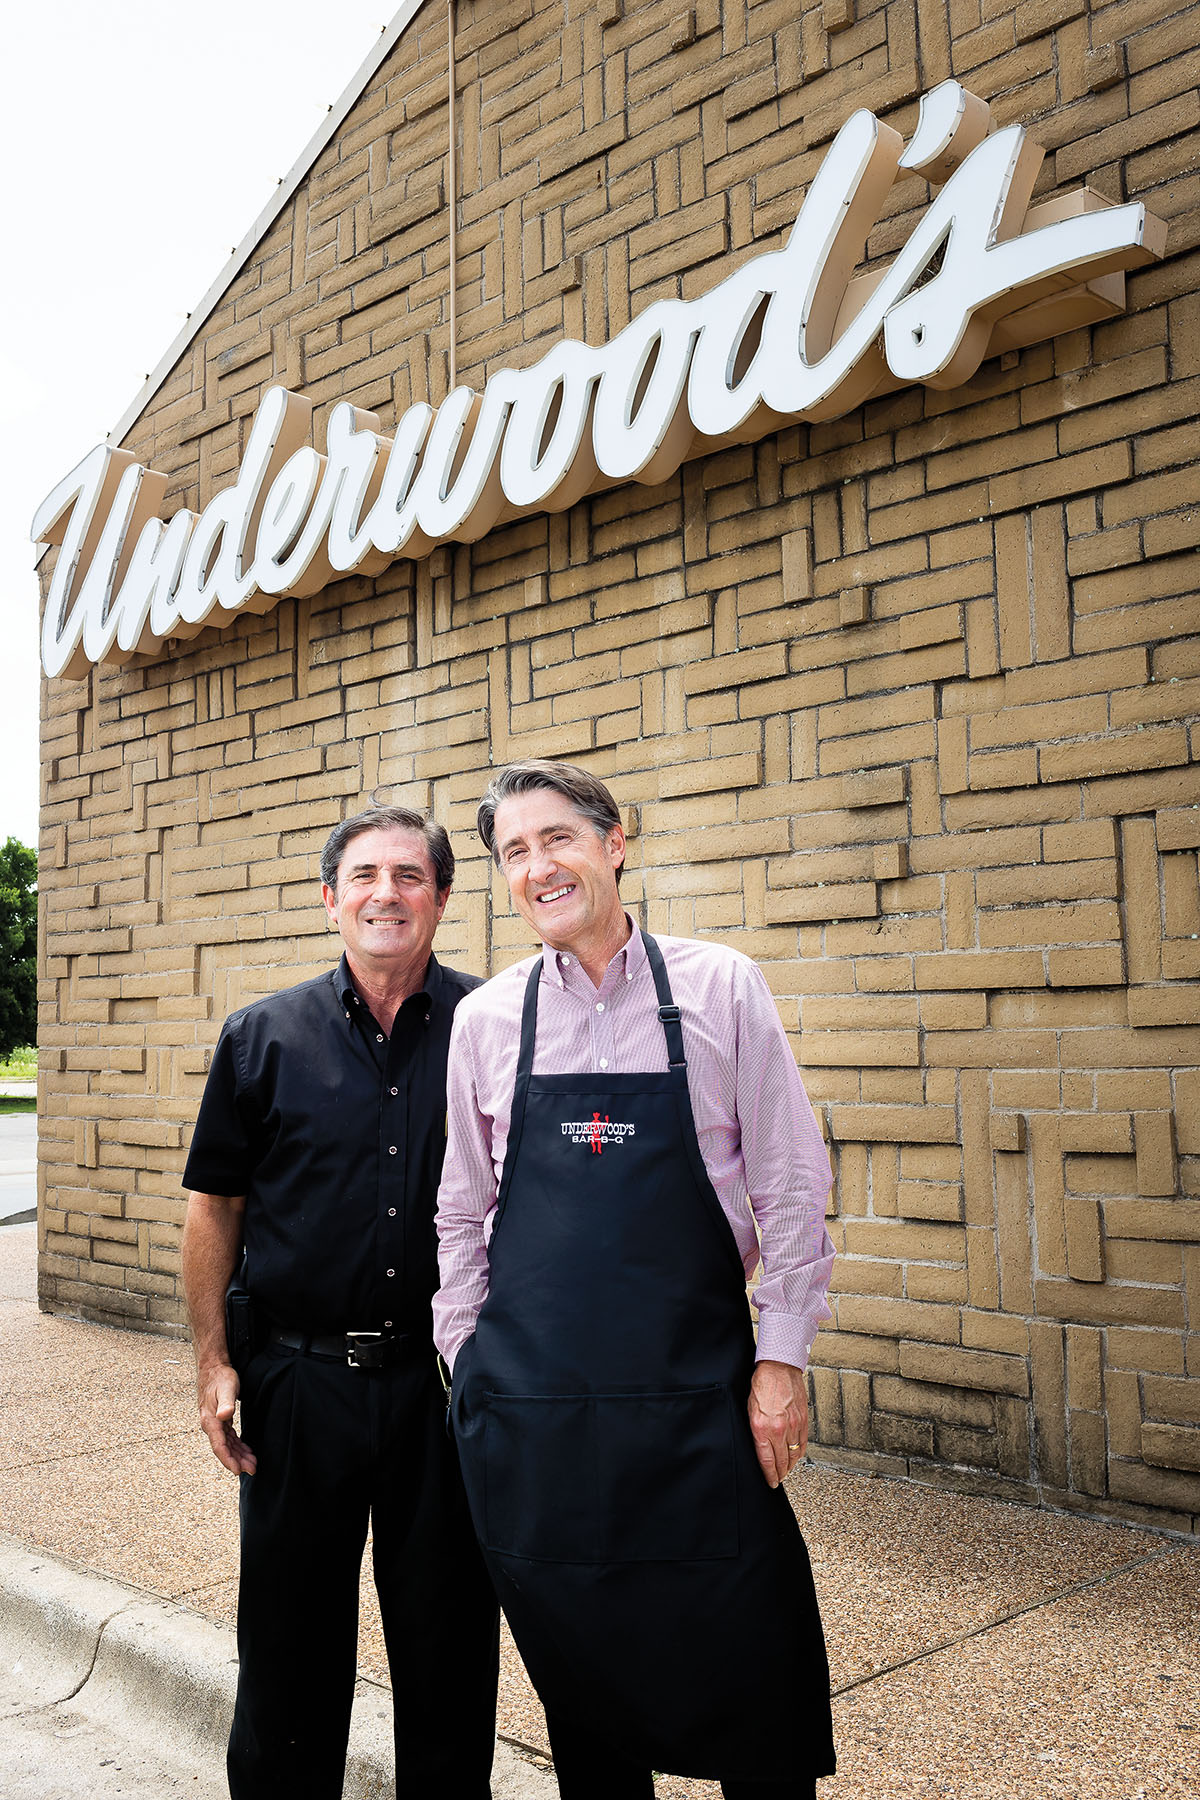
[435,886,451,924]
[321,881,339,928]
[606,823,626,870]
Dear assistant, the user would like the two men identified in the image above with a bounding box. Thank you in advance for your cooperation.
[435,760,838,1798]
[181,807,499,1800]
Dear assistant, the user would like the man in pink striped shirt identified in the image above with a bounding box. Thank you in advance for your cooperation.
[435,760,837,1799]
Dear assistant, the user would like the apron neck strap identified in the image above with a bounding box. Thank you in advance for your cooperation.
[517,956,543,1089]
[641,933,686,1068]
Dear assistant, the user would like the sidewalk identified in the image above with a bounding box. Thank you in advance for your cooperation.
[1,1216,1196,1799]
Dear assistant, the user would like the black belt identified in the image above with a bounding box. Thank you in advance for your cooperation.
[267,1326,412,1369]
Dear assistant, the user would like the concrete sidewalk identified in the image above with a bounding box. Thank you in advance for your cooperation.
[1,1218,1197,1799]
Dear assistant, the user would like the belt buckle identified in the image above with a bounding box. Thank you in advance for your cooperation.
[346,1331,383,1368]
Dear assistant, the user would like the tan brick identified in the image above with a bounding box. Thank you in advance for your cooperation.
[1109,1457,1200,1516]
[1036,1278,1184,1329]
[1141,1422,1200,1473]
[1105,1198,1200,1243]
[874,1375,993,1429]
[1068,1409,1108,1496]
[835,1294,962,1344]
[1066,1325,1103,1413]
[1128,987,1200,1028]
[1158,807,1200,853]
[899,1343,1030,1396]
[764,881,878,924]
[907,1265,970,1303]
[1107,1329,1185,1376]
[1135,1111,1178,1197]
[844,1220,965,1261]
[914,951,1046,989]
[802,1030,921,1067]
[990,1114,1027,1154]
[830,1106,959,1145]
[807,1330,901,1375]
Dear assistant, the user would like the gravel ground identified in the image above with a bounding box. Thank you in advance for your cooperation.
[2,1222,1196,1798]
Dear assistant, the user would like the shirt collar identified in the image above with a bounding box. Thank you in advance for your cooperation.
[541,915,646,989]
[335,951,440,1014]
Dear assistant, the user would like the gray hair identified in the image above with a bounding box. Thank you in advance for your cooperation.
[321,806,455,894]
[477,761,624,881]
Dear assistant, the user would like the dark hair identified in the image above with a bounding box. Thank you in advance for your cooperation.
[477,761,624,881]
[320,806,454,894]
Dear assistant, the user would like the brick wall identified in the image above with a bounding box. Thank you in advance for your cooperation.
[37,0,1200,1531]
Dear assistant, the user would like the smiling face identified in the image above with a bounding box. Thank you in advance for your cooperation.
[493,787,627,969]
[322,825,448,981]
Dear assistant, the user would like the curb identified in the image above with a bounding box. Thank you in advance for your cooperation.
[0,1536,554,1797]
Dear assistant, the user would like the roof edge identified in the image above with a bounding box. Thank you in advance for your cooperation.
[107,0,429,452]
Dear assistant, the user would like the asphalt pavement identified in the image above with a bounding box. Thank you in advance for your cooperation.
[0,1089,36,1225]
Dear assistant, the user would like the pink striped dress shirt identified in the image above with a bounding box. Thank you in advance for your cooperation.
[433,923,835,1372]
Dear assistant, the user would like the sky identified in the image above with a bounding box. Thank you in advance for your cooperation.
[0,1,402,850]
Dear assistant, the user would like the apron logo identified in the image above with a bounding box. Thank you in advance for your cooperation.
[561,1115,636,1153]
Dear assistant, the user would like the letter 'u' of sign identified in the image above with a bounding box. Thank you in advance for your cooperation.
[32,82,1166,681]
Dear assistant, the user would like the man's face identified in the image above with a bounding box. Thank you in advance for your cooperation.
[493,788,625,957]
[322,826,448,976]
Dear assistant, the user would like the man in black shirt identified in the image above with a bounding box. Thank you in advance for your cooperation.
[181,806,499,1800]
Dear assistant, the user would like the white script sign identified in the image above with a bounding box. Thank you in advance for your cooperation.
[32,82,1166,679]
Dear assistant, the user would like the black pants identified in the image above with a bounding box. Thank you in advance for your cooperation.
[545,1711,820,1800]
[227,1343,499,1800]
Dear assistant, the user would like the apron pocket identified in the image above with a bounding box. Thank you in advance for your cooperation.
[482,1386,739,1563]
[483,1394,595,1561]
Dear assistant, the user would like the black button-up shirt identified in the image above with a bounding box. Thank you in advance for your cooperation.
[182,953,480,1336]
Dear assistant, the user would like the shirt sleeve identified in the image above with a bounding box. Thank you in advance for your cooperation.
[432,1006,499,1370]
[732,959,835,1371]
[181,1021,254,1196]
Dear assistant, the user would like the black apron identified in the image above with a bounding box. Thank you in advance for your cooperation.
[452,933,836,1781]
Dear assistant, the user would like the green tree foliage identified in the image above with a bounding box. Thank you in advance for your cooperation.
[0,838,37,1060]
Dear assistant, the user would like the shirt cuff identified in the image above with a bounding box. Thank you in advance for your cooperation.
[754,1308,827,1372]
[432,1304,477,1372]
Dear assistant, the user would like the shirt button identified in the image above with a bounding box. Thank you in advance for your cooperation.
[376,1033,384,1043]
[388,1207,397,1217]
[386,1269,395,1278]
[596,1002,605,1012]
[384,1319,393,1328]
[388,1145,398,1155]
[345,1010,351,1019]
[562,955,571,965]
[425,1013,431,1023]
[390,1086,398,1096]
[600,1058,609,1069]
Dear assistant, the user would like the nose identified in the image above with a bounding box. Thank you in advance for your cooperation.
[372,866,401,903]
[528,842,558,884]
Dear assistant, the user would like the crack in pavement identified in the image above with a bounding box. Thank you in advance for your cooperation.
[830,1544,1183,1698]
[4,1599,138,1717]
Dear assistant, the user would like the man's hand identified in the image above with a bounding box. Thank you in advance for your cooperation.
[182,1191,254,1476]
[197,1360,257,1476]
[748,1359,809,1489]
